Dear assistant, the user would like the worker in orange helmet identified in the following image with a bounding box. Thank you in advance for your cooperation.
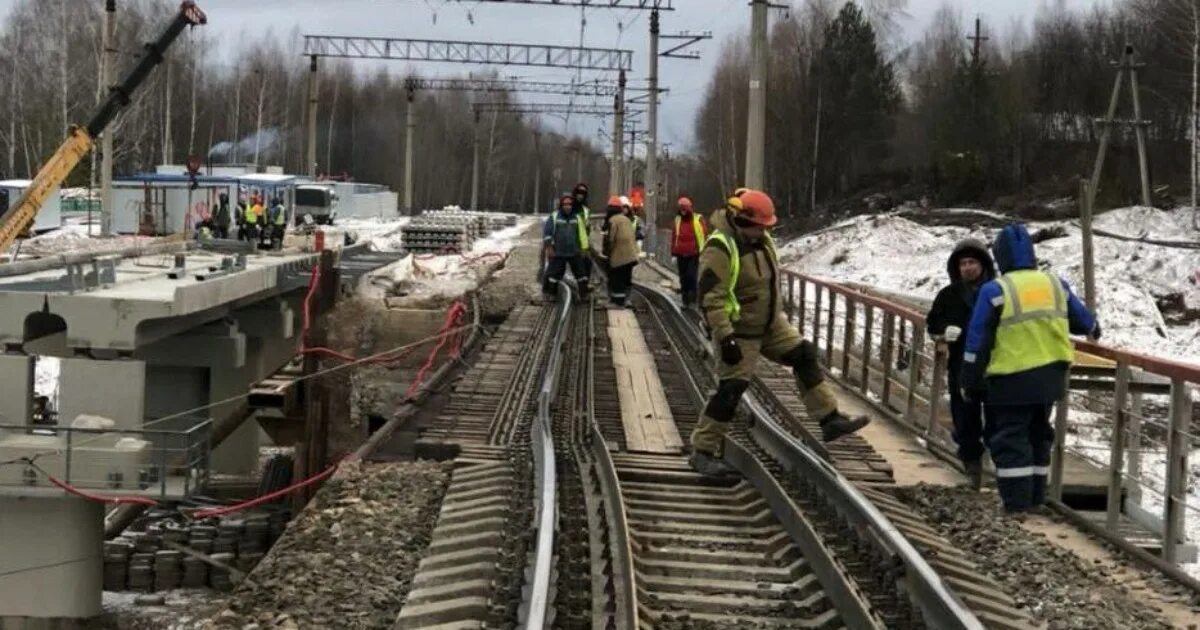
[690,188,869,477]
[671,195,708,308]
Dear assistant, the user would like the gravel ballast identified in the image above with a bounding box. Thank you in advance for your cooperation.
[897,484,1179,629]
[206,460,451,629]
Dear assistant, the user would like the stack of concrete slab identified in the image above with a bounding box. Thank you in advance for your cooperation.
[401,210,519,254]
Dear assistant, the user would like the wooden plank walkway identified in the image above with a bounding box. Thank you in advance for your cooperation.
[607,309,684,454]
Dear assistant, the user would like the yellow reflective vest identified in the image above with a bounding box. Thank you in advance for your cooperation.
[673,214,707,252]
[703,230,776,323]
[244,204,259,224]
[987,270,1073,376]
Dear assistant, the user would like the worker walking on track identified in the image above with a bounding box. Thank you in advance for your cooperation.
[926,239,997,490]
[603,195,638,308]
[961,223,1100,514]
[671,195,707,308]
[690,188,869,477]
[542,193,591,299]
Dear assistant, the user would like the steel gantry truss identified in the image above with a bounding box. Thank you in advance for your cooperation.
[303,36,633,71]
[404,77,620,97]
[303,36,634,212]
[431,0,672,8]
[473,102,643,117]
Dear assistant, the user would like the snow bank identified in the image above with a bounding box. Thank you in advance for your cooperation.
[336,216,410,252]
[358,219,537,302]
[780,208,1200,364]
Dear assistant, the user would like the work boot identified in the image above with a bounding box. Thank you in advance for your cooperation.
[688,451,739,478]
[964,460,983,492]
[820,411,870,442]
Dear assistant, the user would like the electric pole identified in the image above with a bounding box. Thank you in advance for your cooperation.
[610,69,626,196]
[471,108,481,211]
[100,0,116,236]
[403,82,416,213]
[744,0,768,189]
[645,8,661,255]
[305,55,319,178]
[533,130,542,215]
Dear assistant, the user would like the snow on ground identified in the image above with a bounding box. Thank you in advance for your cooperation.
[780,207,1200,364]
[10,216,156,259]
[358,219,536,301]
[336,216,411,252]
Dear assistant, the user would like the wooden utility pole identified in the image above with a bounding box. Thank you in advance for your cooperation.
[1079,178,1097,312]
[1088,44,1153,212]
[295,250,338,511]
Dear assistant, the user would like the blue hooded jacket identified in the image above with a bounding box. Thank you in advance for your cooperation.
[960,224,1098,405]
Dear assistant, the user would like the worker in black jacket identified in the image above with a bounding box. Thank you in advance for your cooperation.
[926,238,996,490]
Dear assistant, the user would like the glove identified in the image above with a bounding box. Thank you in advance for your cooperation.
[719,336,743,366]
[1090,323,1102,341]
[944,326,962,343]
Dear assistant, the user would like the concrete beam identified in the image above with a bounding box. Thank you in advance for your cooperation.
[58,358,145,430]
[0,355,33,427]
[135,322,246,368]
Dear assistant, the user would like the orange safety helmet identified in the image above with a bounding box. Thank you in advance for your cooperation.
[607,195,623,207]
[677,196,693,210]
[733,189,777,227]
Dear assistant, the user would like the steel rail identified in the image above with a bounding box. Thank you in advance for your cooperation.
[633,280,985,630]
[521,282,573,629]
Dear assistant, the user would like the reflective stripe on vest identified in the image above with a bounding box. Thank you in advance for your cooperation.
[549,212,589,251]
[673,214,706,251]
[986,270,1073,376]
[702,230,775,323]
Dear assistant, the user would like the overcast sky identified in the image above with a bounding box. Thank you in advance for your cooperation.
[2,0,1100,148]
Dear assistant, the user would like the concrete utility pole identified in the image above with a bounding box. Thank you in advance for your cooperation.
[610,69,626,195]
[403,84,416,213]
[533,130,542,215]
[744,0,768,189]
[645,8,661,255]
[305,55,319,178]
[100,0,116,237]
[471,108,481,211]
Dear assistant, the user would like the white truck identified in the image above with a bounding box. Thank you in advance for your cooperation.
[294,184,338,225]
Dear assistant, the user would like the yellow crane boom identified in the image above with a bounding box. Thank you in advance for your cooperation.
[0,1,207,256]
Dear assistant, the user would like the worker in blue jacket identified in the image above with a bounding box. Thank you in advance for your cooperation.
[961,223,1100,514]
[542,193,591,299]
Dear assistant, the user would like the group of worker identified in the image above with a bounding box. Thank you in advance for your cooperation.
[541,182,1101,514]
[194,192,288,250]
[927,225,1100,514]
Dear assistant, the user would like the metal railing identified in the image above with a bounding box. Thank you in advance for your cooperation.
[0,420,211,499]
[780,270,1198,568]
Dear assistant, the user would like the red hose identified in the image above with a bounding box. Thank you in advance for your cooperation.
[186,463,339,520]
[43,472,160,507]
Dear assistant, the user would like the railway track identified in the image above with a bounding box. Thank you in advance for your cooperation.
[627,278,1036,629]
[371,267,1033,628]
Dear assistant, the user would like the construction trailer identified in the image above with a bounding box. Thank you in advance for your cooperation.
[0,180,62,233]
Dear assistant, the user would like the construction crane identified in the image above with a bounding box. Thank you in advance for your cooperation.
[0,1,207,255]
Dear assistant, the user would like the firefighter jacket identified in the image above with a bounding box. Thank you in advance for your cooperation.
[605,213,639,268]
[698,210,782,342]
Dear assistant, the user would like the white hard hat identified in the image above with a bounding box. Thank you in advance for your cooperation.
[619,195,632,208]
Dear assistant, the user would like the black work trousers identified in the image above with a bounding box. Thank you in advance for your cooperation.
[949,369,994,465]
[676,255,700,306]
[543,256,590,297]
[608,262,635,306]
[988,403,1054,513]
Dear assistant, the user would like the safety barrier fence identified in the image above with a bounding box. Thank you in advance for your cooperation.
[776,270,1198,567]
[0,420,212,500]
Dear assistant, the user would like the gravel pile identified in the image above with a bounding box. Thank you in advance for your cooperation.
[478,227,542,321]
[897,484,1178,629]
[206,460,451,629]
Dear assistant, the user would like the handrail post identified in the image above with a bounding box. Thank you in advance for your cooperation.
[905,327,925,425]
[841,298,855,380]
[929,343,947,438]
[880,312,895,407]
[797,276,807,334]
[860,305,874,394]
[1128,388,1144,505]
[787,274,796,323]
[812,283,823,355]
[1050,370,1071,502]
[1163,378,1191,563]
[825,291,837,367]
[1106,361,1130,530]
